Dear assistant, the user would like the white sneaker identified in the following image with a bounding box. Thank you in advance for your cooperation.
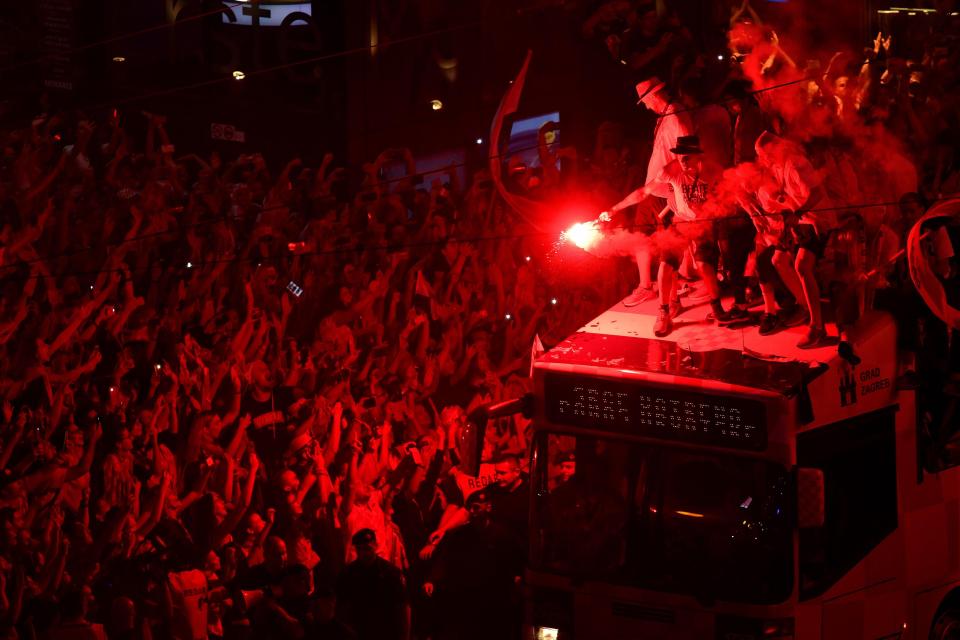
[623,285,657,307]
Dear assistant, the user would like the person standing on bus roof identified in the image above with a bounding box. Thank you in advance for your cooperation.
[606,135,744,337]
[617,77,695,307]
[754,131,837,349]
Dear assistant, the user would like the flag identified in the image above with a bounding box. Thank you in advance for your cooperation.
[488,50,546,231]
[529,333,545,378]
[415,270,442,319]
[908,197,960,330]
[415,270,432,298]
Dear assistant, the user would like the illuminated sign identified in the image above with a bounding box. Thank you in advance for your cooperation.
[544,373,766,451]
[222,1,312,27]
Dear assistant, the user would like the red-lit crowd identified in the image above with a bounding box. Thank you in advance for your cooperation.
[1,1,959,639]
[0,102,601,638]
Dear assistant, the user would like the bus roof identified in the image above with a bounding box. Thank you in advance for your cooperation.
[535,295,879,397]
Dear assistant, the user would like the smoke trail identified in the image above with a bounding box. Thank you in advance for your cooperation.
[729,11,921,233]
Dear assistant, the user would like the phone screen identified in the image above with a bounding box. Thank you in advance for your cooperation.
[286,281,304,297]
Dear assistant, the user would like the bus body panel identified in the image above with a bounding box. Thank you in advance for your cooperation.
[797,313,898,431]
[527,300,960,639]
[524,575,796,640]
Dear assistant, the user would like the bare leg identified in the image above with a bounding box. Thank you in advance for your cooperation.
[635,244,652,290]
[679,249,696,280]
[696,261,722,300]
[759,282,779,315]
[658,262,675,307]
[795,248,822,328]
[772,249,806,311]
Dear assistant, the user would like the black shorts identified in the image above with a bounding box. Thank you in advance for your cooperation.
[693,238,720,267]
[791,223,825,257]
[618,196,664,236]
[660,213,717,267]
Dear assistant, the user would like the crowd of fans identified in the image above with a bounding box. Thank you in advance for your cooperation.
[0,1,958,639]
[0,99,601,638]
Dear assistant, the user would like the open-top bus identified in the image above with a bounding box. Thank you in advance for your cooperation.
[467,291,960,640]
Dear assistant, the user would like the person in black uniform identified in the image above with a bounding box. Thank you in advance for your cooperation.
[424,489,525,640]
[336,528,410,640]
[305,587,356,640]
[486,453,529,548]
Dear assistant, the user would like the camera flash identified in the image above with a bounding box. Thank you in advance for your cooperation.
[505,313,512,320]
[551,298,557,305]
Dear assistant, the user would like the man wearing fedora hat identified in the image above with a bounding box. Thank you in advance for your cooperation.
[635,76,695,193]
[607,134,744,336]
[614,77,695,307]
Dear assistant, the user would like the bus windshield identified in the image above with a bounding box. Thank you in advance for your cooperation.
[531,433,793,605]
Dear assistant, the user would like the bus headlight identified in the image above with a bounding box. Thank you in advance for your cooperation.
[716,615,793,639]
[762,617,794,638]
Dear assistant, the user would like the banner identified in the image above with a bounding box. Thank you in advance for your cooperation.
[907,197,960,330]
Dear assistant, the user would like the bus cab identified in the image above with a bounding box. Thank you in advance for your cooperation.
[523,294,960,640]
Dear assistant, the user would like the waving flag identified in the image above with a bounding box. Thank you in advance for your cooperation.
[907,196,960,330]
[488,50,546,231]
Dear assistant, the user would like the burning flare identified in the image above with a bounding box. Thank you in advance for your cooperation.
[562,221,601,251]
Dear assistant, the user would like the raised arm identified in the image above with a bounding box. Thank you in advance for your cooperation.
[64,423,103,483]
[211,451,259,549]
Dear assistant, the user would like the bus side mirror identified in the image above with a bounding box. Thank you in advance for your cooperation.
[458,408,489,477]
[457,395,534,476]
[797,467,825,528]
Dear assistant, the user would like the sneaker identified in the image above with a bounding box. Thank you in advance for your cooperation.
[715,306,751,326]
[779,306,809,328]
[669,299,684,319]
[623,285,656,307]
[797,326,828,349]
[683,283,712,303]
[654,307,673,337]
[676,282,697,298]
[758,313,782,336]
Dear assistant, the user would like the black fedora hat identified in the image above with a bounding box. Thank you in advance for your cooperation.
[670,135,704,155]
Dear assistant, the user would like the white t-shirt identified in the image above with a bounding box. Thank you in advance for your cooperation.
[168,569,209,640]
[651,159,721,221]
[757,147,836,233]
[645,104,694,184]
